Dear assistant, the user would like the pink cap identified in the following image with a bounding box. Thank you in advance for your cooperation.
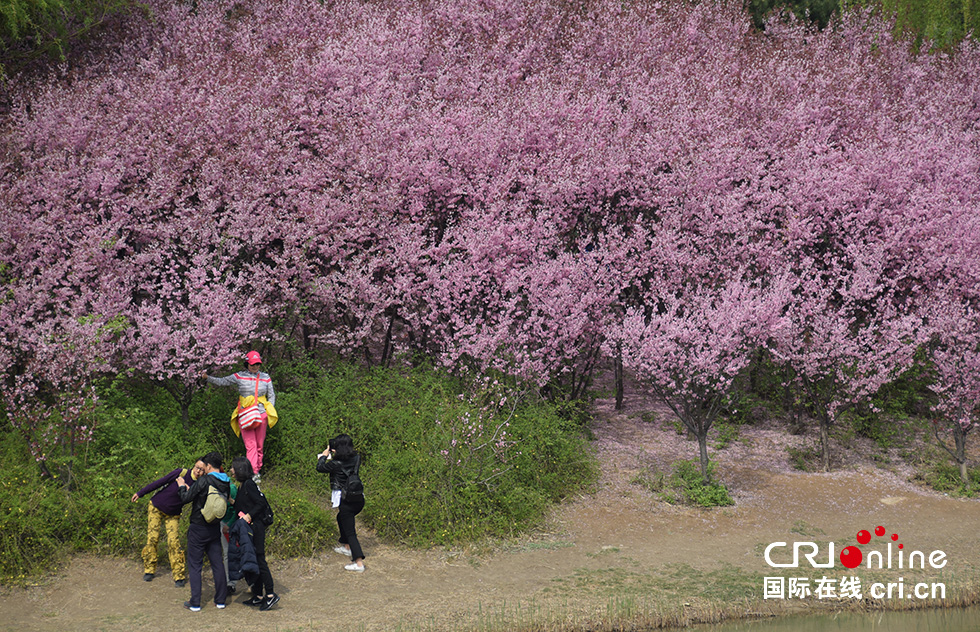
[245,350,262,365]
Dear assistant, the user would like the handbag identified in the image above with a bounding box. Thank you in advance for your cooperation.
[237,376,264,430]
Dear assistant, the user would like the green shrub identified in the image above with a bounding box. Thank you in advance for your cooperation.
[1,0,134,75]
[845,409,906,450]
[0,435,72,582]
[846,0,980,51]
[274,362,598,546]
[662,460,734,508]
[713,423,741,450]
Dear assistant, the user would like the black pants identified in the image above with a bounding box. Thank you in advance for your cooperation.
[246,520,275,597]
[187,522,227,607]
[337,495,365,561]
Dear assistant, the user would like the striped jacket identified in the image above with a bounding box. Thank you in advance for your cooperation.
[208,371,276,413]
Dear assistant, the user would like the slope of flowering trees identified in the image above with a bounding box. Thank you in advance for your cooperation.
[2,0,979,479]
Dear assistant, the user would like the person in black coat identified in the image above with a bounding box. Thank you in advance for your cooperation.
[176,451,231,611]
[229,456,279,611]
[316,434,365,572]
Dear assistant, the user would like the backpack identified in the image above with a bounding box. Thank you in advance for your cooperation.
[201,476,230,523]
[342,459,363,500]
[254,485,274,526]
[260,496,275,526]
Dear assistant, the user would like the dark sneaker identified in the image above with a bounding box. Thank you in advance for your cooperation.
[243,596,264,607]
[143,573,154,582]
[174,579,187,588]
[259,593,280,611]
[227,583,236,595]
[183,601,201,612]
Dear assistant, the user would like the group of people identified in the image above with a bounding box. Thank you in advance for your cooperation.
[132,451,280,611]
[131,351,367,611]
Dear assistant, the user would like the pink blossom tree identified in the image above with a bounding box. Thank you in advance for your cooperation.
[775,263,923,471]
[616,277,790,481]
[925,296,980,484]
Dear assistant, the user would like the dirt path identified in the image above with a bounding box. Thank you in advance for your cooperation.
[3,382,979,632]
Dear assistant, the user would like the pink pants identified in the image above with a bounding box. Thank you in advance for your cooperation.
[241,420,267,474]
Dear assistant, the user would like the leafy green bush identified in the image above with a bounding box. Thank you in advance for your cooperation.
[0,434,72,582]
[713,423,741,450]
[846,0,980,51]
[0,0,134,75]
[273,362,598,546]
[262,485,336,556]
[663,460,734,508]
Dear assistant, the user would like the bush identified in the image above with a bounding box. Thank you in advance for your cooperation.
[0,0,134,75]
[0,359,598,580]
[659,460,734,508]
[713,423,741,450]
[273,361,598,546]
[0,435,72,582]
[843,353,934,450]
[628,462,734,508]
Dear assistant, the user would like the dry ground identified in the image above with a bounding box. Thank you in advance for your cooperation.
[2,381,978,632]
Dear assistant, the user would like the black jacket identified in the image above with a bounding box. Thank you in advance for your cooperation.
[316,453,360,492]
[234,478,267,522]
[178,472,232,526]
[228,519,259,581]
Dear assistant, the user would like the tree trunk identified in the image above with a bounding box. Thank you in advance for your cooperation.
[933,420,972,486]
[381,314,396,367]
[614,343,624,411]
[163,380,196,430]
[302,323,313,351]
[698,430,711,483]
[749,347,764,394]
[955,424,969,485]
[180,385,194,430]
[819,415,831,472]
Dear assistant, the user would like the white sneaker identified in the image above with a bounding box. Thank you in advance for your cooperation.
[344,563,365,572]
[333,546,352,556]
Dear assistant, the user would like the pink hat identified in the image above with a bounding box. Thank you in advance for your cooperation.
[245,350,263,365]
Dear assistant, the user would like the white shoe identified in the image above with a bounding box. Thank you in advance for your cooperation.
[333,546,352,556]
[344,563,365,572]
